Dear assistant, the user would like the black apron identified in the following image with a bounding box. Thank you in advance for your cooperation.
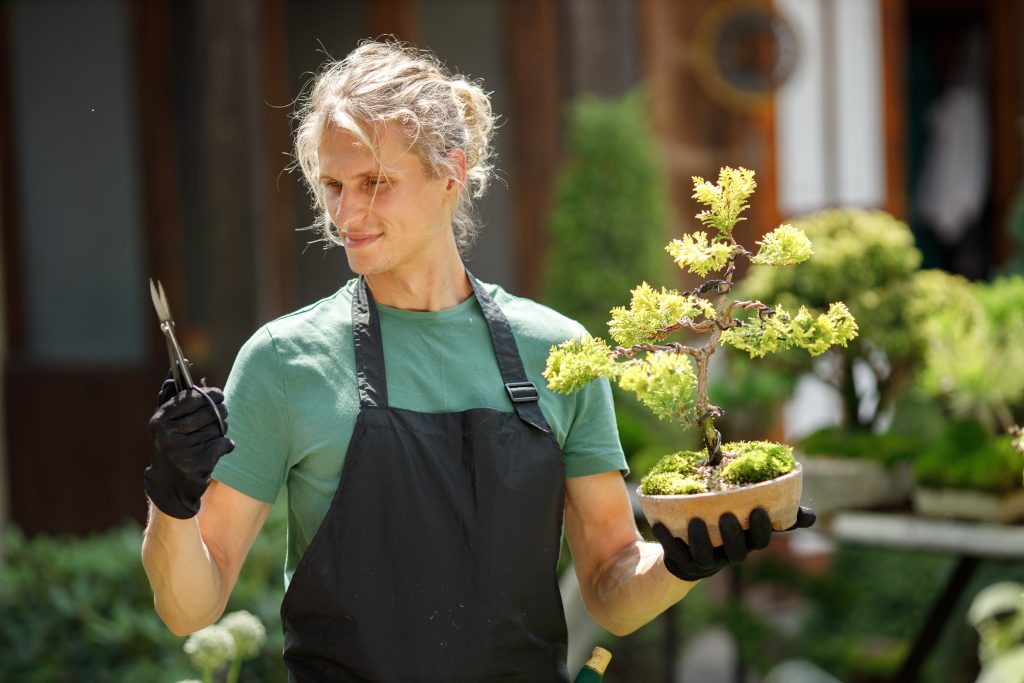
[281,274,570,682]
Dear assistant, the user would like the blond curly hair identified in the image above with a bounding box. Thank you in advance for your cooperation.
[293,40,496,251]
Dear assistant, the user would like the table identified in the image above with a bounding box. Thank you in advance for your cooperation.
[831,511,1024,683]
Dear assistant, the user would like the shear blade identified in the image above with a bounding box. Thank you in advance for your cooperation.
[149,278,171,323]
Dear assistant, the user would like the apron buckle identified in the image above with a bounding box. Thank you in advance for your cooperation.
[505,381,540,403]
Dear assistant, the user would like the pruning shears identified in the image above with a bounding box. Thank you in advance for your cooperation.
[149,278,226,435]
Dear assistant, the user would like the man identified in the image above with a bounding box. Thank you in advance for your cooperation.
[142,41,812,682]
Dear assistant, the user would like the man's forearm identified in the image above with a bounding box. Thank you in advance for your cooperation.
[585,540,696,637]
[141,504,228,636]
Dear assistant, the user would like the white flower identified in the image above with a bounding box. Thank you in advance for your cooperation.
[183,624,235,672]
[219,610,267,660]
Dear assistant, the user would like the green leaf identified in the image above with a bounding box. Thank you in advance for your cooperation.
[721,302,858,358]
[751,224,813,266]
[608,282,713,346]
[543,335,615,394]
[665,232,734,277]
[691,167,757,235]
[616,352,698,423]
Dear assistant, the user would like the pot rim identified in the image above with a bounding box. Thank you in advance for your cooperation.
[635,461,803,501]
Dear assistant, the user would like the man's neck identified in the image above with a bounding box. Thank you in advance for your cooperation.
[364,249,472,312]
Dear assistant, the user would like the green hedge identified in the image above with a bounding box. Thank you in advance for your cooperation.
[0,503,288,683]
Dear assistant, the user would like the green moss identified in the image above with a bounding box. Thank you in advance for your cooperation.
[720,440,796,486]
[914,421,1024,494]
[640,450,706,494]
[640,471,707,495]
[648,450,704,475]
[798,427,925,468]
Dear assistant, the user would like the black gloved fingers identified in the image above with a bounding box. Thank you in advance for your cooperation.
[787,505,817,530]
[686,517,715,570]
[155,388,228,426]
[652,522,687,559]
[746,508,774,550]
[719,513,748,564]
[164,435,234,480]
[159,387,226,416]
[150,406,227,444]
[157,377,178,407]
[162,401,229,436]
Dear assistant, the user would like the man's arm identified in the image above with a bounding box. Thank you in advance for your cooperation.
[142,480,270,636]
[564,471,696,637]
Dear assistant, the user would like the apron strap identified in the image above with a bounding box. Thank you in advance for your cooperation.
[352,276,389,407]
[352,272,553,433]
[467,271,553,434]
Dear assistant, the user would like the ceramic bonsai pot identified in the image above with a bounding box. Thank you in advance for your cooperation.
[912,486,1024,524]
[637,462,804,546]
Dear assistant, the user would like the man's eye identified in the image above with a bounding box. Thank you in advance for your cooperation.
[323,180,341,192]
[366,177,385,187]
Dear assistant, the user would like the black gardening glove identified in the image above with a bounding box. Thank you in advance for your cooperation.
[145,379,234,519]
[653,506,817,582]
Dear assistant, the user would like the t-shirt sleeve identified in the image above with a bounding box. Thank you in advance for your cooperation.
[211,327,291,503]
[562,375,629,479]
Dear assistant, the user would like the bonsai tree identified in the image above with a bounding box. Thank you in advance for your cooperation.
[908,273,1024,499]
[733,209,927,436]
[543,167,858,501]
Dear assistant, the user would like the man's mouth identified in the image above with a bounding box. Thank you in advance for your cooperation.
[342,232,382,248]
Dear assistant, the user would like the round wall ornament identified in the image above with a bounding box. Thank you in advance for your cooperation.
[690,0,800,111]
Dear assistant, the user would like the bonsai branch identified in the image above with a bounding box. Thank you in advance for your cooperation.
[725,299,775,320]
[655,319,721,336]
[612,342,699,359]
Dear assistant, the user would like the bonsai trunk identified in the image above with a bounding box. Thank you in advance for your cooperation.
[693,342,723,467]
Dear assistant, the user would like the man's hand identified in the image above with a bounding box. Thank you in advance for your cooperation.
[653,506,816,582]
[145,383,234,520]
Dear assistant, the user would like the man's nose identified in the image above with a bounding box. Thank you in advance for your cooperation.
[331,188,367,228]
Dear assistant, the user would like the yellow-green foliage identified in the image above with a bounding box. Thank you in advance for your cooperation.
[608,282,716,347]
[738,209,922,368]
[752,224,814,267]
[617,353,698,424]
[544,167,856,437]
[720,441,796,486]
[722,302,858,358]
[666,232,735,277]
[911,273,1024,430]
[543,336,615,394]
[692,167,757,235]
[640,450,707,494]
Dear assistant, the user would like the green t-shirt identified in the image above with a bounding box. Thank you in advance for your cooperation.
[212,279,627,579]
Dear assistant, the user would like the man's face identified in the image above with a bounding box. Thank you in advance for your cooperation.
[318,121,457,277]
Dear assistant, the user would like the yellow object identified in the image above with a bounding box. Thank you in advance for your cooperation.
[584,647,612,674]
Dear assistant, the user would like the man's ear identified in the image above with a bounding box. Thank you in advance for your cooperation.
[446,149,467,192]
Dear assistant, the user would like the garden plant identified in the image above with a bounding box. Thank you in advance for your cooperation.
[732,208,932,460]
[544,167,858,537]
[178,610,267,683]
[907,273,1024,512]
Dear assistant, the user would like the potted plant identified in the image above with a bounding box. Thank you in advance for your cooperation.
[968,581,1024,682]
[907,273,1024,522]
[730,208,938,514]
[543,167,858,543]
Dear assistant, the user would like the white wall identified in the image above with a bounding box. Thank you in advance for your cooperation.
[773,0,886,438]
[774,0,886,216]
